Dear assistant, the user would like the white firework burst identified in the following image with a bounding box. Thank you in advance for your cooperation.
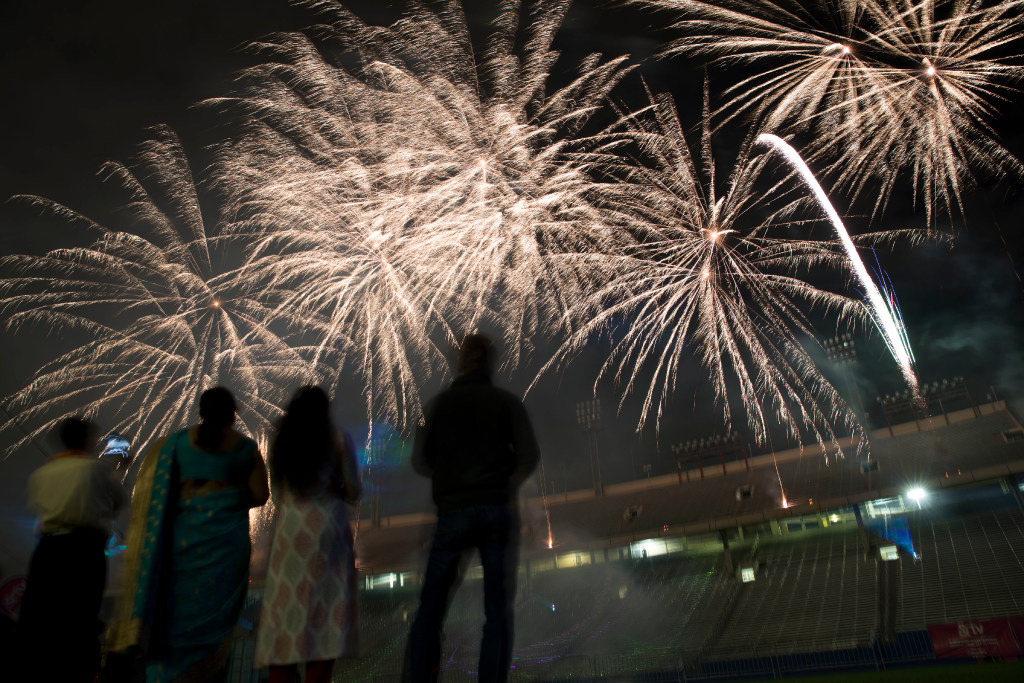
[213,0,635,385]
[539,86,874,448]
[628,0,1024,222]
[0,127,318,457]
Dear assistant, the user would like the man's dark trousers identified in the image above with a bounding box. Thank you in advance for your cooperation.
[19,527,107,682]
[404,503,520,683]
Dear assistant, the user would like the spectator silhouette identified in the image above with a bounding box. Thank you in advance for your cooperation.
[255,386,362,683]
[403,333,540,682]
[20,416,126,683]
[106,386,269,682]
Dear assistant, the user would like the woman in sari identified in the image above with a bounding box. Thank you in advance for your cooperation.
[107,386,269,682]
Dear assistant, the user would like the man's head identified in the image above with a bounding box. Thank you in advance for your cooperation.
[457,333,494,375]
[58,417,95,453]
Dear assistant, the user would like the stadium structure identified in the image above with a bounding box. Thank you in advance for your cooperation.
[228,383,1024,681]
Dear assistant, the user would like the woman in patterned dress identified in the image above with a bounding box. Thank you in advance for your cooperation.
[256,386,362,683]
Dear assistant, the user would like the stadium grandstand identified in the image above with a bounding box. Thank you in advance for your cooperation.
[224,395,1024,681]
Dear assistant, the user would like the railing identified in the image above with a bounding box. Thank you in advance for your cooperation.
[226,631,944,682]
[694,579,743,659]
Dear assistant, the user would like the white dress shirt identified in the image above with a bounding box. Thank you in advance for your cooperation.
[27,452,126,535]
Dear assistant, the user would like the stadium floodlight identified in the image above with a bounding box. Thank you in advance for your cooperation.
[906,487,927,503]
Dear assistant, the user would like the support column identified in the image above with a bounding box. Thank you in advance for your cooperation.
[1006,475,1024,512]
[720,529,734,575]
[876,555,898,644]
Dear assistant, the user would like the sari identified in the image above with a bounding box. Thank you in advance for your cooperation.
[107,430,255,682]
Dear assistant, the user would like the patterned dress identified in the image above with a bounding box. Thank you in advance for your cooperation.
[255,486,358,667]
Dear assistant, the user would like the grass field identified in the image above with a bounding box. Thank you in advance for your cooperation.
[739,661,1024,682]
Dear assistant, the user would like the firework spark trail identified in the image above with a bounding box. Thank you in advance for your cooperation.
[756,133,918,392]
[772,451,789,508]
[629,0,1024,222]
[875,263,914,367]
[0,127,319,458]
[535,457,556,549]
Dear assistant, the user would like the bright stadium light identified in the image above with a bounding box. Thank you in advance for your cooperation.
[907,487,927,503]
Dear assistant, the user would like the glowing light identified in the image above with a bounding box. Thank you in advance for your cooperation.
[757,134,918,393]
[830,513,840,523]
[907,487,927,502]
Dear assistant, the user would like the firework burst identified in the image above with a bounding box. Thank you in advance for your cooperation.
[538,87,871,447]
[0,127,317,457]
[215,127,453,430]
[629,0,1024,222]
[213,0,635,381]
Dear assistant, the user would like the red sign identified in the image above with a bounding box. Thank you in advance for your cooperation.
[1010,617,1024,645]
[0,577,26,620]
[928,619,1021,658]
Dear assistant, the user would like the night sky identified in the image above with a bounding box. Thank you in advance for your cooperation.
[2,1,1023,575]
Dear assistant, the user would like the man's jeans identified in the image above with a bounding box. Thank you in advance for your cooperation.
[404,503,520,682]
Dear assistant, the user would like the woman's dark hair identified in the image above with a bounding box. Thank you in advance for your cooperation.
[271,386,333,494]
[197,387,236,451]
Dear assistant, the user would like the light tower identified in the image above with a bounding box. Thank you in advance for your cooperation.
[576,398,604,495]
[823,332,864,420]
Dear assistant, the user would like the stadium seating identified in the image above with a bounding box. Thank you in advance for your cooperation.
[898,508,1024,629]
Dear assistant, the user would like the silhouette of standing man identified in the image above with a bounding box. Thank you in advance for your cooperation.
[404,333,540,683]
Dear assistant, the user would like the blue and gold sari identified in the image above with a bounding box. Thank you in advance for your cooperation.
[108,430,255,682]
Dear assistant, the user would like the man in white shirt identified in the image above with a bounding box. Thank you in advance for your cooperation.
[19,417,127,682]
